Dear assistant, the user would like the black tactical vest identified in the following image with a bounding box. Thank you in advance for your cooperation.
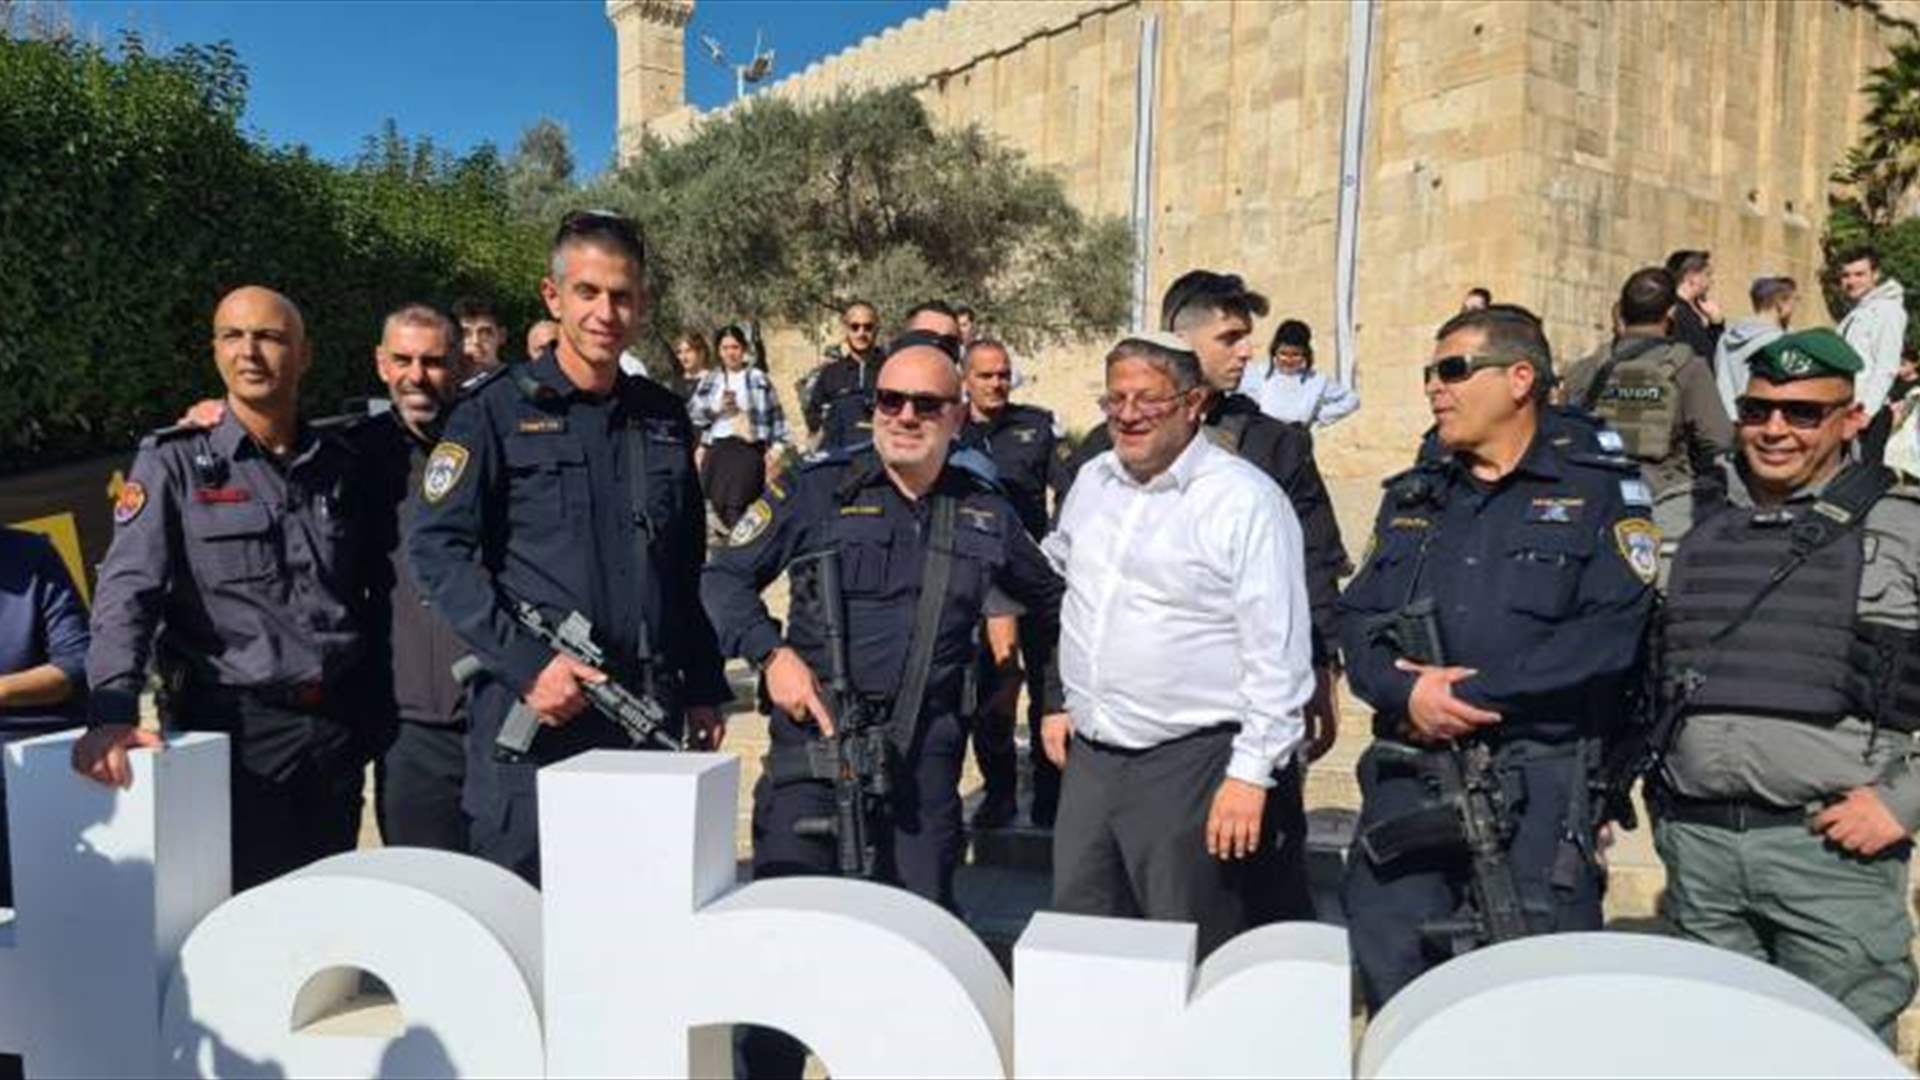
[1663,469,1920,733]
[1577,337,1685,463]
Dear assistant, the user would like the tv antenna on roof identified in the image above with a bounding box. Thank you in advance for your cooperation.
[700,27,775,102]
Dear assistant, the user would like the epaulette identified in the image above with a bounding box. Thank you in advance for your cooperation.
[1565,451,1640,475]
[310,410,375,434]
[798,443,860,471]
[459,365,509,396]
[139,423,199,449]
[511,368,562,404]
[948,445,1005,492]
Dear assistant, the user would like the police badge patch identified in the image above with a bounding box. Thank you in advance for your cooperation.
[1613,517,1661,585]
[113,480,147,525]
[730,498,773,546]
[422,442,470,504]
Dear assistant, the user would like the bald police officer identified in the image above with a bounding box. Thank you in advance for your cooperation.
[74,287,381,889]
[1654,327,1920,1045]
[1564,267,1733,535]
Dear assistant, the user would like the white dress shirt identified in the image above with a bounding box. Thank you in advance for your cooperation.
[1043,432,1314,786]
[1235,363,1361,427]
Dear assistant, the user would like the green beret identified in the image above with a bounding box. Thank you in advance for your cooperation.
[1749,327,1863,382]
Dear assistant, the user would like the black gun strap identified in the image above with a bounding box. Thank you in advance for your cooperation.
[1575,335,1667,412]
[888,494,958,752]
[623,406,660,668]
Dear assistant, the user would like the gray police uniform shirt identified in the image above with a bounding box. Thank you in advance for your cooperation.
[1660,461,1920,827]
[86,410,370,724]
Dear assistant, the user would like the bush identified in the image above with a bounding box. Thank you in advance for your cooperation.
[0,33,545,472]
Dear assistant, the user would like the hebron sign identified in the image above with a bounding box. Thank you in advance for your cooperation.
[0,732,1902,1077]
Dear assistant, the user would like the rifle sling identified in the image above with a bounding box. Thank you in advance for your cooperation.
[623,403,661,672]
[888,494,958,753]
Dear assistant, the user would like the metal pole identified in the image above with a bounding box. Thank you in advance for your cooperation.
[1129,12,1160,333]
[1334,0,1375,390]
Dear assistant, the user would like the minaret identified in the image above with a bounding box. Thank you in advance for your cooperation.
[606,0,694,163]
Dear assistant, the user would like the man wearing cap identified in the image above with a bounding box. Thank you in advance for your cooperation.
[1339,303,1657,1008]
[1042,331,1314,956]
[1563,267,1733,536]
[1652,327,1920,1046]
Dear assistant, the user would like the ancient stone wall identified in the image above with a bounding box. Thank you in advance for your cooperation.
[616,0,1907,540]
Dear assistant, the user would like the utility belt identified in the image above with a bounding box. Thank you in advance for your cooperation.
[1655,791,1809,832]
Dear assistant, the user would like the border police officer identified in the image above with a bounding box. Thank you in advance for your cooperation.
[1654,328,1920,1045]
[74,287,382,890]
[1564,267,1734,535]
[408,210,731,884]
[1339,304,1656,1009]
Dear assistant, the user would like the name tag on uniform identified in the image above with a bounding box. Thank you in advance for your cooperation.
[1012,429,1037,444]
[517,417,566,434]
[1388,515,1431,530]
[1526,496,1584,524]
[839,504,883,516]
[193,486,252,504]
[959,507,998,532]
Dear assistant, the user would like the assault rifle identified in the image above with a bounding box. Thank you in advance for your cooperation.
[779,547,893,879]
[450,602,683,762]
[1358,598,1536,953]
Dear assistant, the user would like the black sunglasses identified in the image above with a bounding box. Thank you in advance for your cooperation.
[1422,354,1521,384]
[1734,395,1853,430]
[874,388,958,417]
[846,321,876,332]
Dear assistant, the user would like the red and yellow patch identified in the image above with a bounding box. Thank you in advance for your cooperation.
[112,480,147,526]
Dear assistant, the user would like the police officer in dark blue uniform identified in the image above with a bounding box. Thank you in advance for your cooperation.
[802,300,886,451]
[703,340,1064,899]
[1338,304,1657,1009]
[74,286,382,890]
[407,211,731,884]
[705,340,1064,1078]
[953,337,1065,826]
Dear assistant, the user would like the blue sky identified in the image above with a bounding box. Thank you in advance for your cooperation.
[70,0,942,178]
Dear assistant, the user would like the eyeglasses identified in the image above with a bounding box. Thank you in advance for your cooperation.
[1733,395,1853,430]
[874,388,958,417]
[554,208,645,263]
[845,322,876,332]
[1422,354,1521,384]
[1097,389,1193,420]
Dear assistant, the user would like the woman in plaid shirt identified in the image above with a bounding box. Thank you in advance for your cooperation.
[688,324,792,531]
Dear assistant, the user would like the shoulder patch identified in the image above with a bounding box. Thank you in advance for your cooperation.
[729,499,773,546]
[140,423,197,448]
[113,480,148,525]
[1613,517,1660,585]
[459,365,508,394]
[421,442,471,504]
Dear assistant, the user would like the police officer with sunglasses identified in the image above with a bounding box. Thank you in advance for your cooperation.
[1652,327,1920,1046]
[702,338,1065,1077]
[1338,304,1658,1009]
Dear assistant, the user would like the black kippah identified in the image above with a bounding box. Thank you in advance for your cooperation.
[885,329,961,363]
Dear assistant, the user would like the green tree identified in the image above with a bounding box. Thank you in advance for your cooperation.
[507,117,576,221]
[608,85,1131,355]
[1834,37,1920,229]
[0,31,546,471]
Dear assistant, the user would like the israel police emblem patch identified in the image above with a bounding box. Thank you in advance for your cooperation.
[1613,518,1661,585]
[422,442,470,504]
[729,498,773,547]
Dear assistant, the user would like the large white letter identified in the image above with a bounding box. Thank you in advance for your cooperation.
[1358,931,1904,1077]
[539,751,1008,1077]
[0,731,229,1078]
[159,847,545,1078]
[1013,913,1351,1077]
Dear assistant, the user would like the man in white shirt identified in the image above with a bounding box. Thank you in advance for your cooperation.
[1041,332,1315,955]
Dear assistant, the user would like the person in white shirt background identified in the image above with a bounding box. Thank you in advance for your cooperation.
[688,324,791,531]
[1236,319,1360,429]
[1041,331,1315,956]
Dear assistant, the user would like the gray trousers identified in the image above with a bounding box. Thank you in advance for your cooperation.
[1655,816,1917,1046]
[1051,727,1294,958]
